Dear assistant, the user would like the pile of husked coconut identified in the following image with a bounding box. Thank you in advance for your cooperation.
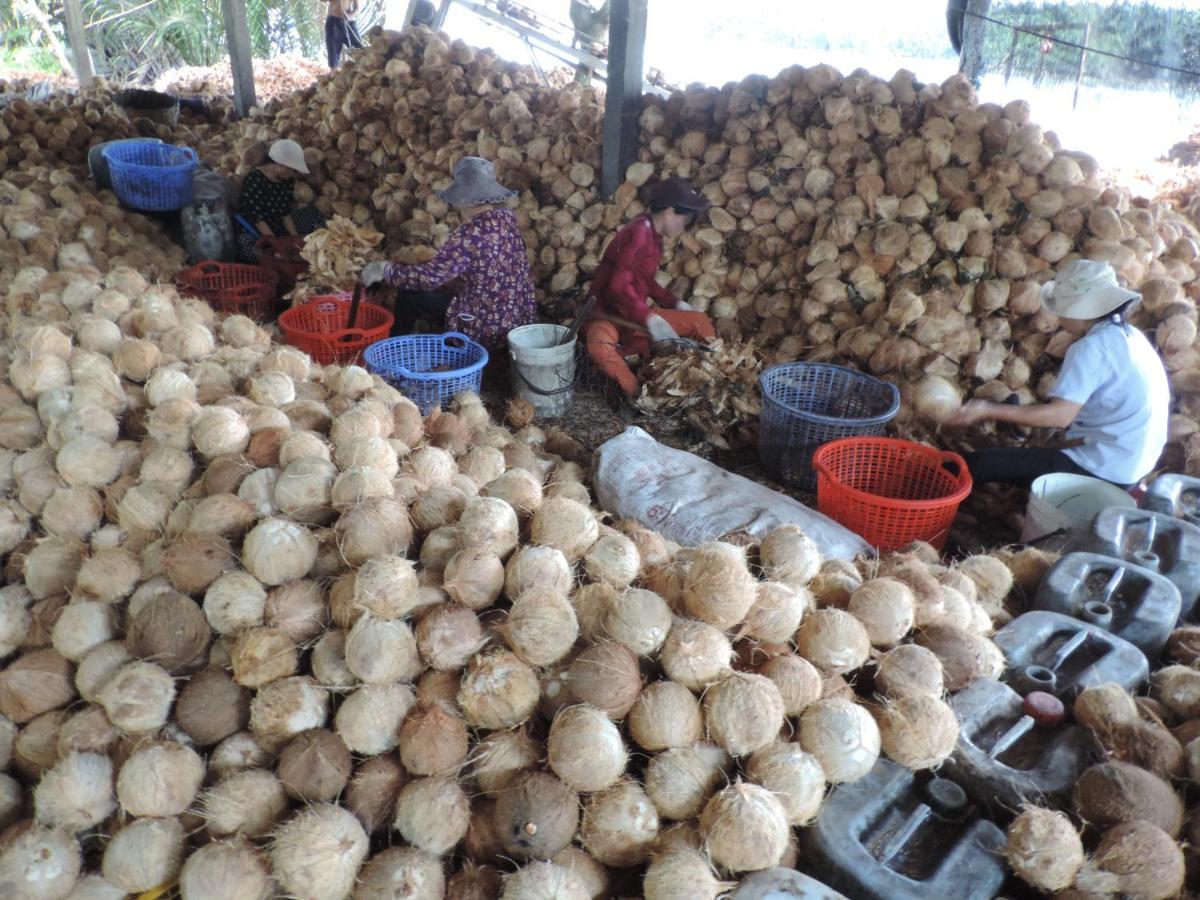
[0,167,1058,900]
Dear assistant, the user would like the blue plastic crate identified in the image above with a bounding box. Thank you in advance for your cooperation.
[364,332,489,414]
[102,142,198,211]
[758,362,900,489]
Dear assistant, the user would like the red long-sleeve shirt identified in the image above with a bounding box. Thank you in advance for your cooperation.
[590,214,679,326]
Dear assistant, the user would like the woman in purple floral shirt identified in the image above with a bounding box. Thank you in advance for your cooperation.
[361,158,537,349]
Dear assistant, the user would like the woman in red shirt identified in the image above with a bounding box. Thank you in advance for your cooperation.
[585,178,717,396]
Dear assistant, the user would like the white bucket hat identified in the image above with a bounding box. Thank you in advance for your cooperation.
[1040,259,1140,320]
[437,157,517,207]
[267,139,309,175]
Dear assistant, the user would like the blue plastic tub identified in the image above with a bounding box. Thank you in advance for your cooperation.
[103,142,198,211]
[758,362,900,488]
[364,332,489,414]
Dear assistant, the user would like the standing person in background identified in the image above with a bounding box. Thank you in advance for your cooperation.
[321,0,364,69]
[569,0,609,84]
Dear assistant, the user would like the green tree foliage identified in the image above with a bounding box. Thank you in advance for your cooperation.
[2,0,384,81]
[977,1,1200,95]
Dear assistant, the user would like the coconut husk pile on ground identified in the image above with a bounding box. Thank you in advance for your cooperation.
[637,339,764,450]
[297,215,386,294]
[152,26,1199,476]
[0,161,1065,896]
[154,54,327,102]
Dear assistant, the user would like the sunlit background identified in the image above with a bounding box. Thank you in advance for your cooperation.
[434,0,1200,171]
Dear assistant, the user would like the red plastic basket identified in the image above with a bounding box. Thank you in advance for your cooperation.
[278,294,394,365]
[174,261,279,321]
[813,437,973,551]
[255,235,309,293]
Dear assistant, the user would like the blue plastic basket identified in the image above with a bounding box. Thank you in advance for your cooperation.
[758,362,900,489]
[364,332,489,414]
[102,142,198,211]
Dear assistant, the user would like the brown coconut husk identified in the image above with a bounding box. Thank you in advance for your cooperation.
[276,729,352,803]
[873,694,960,770]
[1074,820,1185,900]
[174,668,250,747]
[1073,683,1140,735]
[628,681,704,752]
[913,623,1000,692]
[493,771,580,861]
[699,781,789,874]
[399,703,470,777]
[1166,626,1200,665]
[0,648,75,723]
[1073,760,1184,837]
[567,642,642,719]
[162,532,237,596]
[470,730,541,799]
[125,591,212,675]
[1099,719,1185,780]
[702,672,785,757]
[346,754,407,835]
[546,704,629,794]
[644,742,731,821]
[579,781,659,868]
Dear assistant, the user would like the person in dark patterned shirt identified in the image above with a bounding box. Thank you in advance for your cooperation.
[361,157,537,350]
[235,139,325,263]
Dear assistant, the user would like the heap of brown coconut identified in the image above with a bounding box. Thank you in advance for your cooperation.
[150,25,1200,471]
[0,181,1040,896]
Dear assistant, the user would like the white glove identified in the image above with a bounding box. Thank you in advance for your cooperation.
[646,313,680,344]
[361,261,389,287]
[673,300,695,312]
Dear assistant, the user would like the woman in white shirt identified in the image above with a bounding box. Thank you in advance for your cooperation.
[946,259,1170,489]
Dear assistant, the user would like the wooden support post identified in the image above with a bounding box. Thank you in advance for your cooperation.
[1073,22,1090,111]
[600,0,646,197]
[1003,25,1020,85]
[63,0,94,87]
[432,0,453,31]
[221,0,257,116]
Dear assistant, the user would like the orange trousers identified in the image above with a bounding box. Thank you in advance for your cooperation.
[584,309,717,396]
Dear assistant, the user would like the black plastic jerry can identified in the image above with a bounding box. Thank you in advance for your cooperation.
[943,677,1098,813]
[798,758,1007,900]
[992,610,1149,699]
[1033,552,1181,659]
[1068,506,1200,622]
[1143,473,1200,527]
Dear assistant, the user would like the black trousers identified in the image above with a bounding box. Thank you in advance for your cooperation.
[962,447,1096,488]
[391,289,453,336]
[325,16,364,68]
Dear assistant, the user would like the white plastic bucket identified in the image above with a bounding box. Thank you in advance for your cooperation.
[1020,472,1136,549]
[508,324,576,419]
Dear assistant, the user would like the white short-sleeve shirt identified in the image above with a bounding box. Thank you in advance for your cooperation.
[1050,320,1170,485]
